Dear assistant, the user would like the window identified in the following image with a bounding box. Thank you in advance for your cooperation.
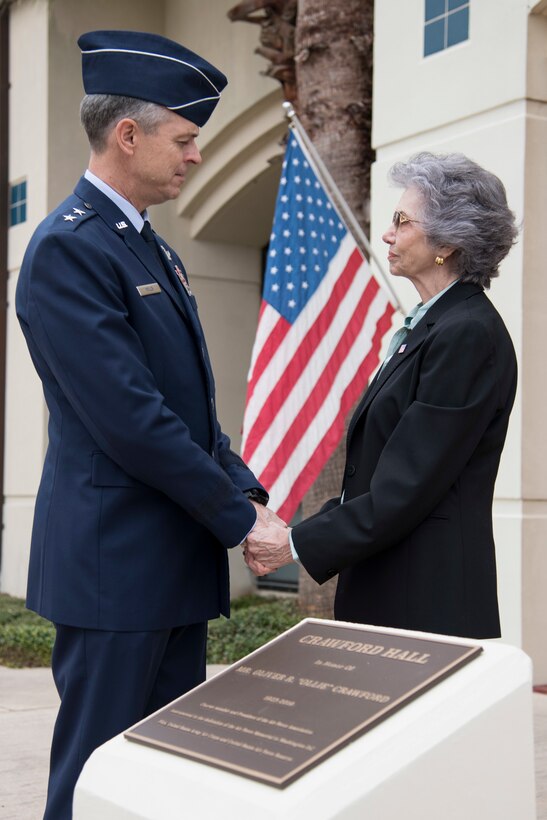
[9,179,27,226]
[424,0,469,57]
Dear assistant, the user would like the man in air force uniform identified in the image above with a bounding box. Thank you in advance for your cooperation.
[16,30,269,819]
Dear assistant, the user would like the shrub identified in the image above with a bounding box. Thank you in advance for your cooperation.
[0,593,301,668]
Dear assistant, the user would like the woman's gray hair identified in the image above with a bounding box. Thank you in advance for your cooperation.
[80,94,172,153]
[388,152,519,288]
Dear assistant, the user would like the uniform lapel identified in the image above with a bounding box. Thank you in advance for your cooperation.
[73,178,191,325]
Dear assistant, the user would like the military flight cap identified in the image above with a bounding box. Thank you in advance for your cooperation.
[78,29,227,127]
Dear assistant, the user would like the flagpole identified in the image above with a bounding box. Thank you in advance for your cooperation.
[282,101,404,316]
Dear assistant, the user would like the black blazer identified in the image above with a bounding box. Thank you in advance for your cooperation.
[293,281,517,638]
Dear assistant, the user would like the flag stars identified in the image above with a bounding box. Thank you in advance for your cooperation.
[264,134,353,321]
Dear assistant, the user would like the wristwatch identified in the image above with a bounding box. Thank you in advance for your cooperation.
[244,489,268,506]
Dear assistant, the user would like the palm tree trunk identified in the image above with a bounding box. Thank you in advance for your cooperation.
[295,0,374,618]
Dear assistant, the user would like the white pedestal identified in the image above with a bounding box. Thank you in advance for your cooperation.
[74,624,536,819]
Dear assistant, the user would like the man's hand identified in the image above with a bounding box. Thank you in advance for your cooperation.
[244,520,294,575]
[242,502,291,576]
[250,500,286,529]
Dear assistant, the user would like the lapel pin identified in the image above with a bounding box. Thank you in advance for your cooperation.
[116,221,128,230]
[398,344,407,354]
[174,265,193,296]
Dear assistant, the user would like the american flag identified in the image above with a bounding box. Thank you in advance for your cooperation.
[241,129,395,522]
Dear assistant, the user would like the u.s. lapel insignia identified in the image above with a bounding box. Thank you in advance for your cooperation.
[398,344,407,354]
[160,245,172,262]
[174,265,192,296]
[116,221,128,230]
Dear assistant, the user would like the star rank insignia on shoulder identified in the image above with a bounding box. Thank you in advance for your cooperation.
[56,203,95,231]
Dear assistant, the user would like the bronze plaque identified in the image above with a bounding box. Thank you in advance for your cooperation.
[125,619,482,788]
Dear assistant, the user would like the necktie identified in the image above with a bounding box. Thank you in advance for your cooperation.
[141,220,192,298]
[140,220,163,267]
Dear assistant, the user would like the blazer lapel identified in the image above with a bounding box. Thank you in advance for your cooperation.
[347,281,483,441]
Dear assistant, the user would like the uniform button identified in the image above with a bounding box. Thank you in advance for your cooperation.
[326,569,337,578]
[346,464,356,477]
[84,202,93,209]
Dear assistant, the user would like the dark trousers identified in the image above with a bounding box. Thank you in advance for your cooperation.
[44,622,207,820]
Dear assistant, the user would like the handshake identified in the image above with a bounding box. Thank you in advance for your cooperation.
[242,501,294,576]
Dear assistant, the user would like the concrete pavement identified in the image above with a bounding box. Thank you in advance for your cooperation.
[1,664,546,819]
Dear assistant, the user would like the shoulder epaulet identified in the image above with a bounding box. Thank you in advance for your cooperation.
[53,200,97,232]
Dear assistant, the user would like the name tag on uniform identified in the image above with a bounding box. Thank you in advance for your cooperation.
[136,283,162,297]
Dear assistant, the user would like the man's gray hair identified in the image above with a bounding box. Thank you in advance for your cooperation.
[80,94,172,153]
[389,152,519,288]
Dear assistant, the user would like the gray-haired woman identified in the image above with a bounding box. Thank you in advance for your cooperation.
[248,151,519,640]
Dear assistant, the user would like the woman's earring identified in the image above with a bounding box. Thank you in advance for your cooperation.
[435,256,444,266]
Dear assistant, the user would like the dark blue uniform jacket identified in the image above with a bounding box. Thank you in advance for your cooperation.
[16,177,264,631]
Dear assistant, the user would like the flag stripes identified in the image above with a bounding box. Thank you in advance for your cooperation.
[241,128,396,522]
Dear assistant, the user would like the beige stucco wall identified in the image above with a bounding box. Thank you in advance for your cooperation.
[2,0,285,599]
[372,0,547,678]
[6,0,544,662]
[3,0,50,596]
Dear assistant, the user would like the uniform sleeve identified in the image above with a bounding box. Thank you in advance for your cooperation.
[22,231,256,548]
[292,317,505,583]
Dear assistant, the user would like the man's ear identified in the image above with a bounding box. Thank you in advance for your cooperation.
[115,118,139,155]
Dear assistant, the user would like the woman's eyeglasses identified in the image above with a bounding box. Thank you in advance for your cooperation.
[392,210,422,230]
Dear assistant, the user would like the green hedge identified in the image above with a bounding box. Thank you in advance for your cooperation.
[0,593,301,668]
